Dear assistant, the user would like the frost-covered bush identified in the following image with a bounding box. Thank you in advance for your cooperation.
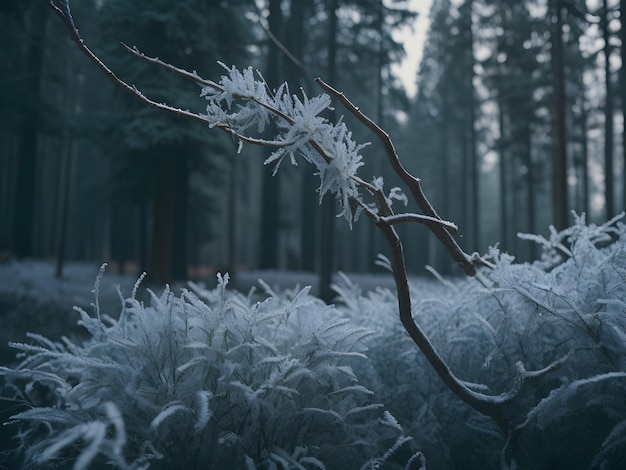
[0,269,420,469]
[336,214,626,469]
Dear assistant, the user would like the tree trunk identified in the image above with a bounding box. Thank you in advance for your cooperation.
[465,0,479,252]
[621,0,626,211]
[498,98,509,252]
[300,173,318,271]
[149,154,177,284]
[319,0,339,302]
[440,72,452,273]
[581,105,590,216]
[523,120,537,260]
[12,5,48,258]
[603,0,615,218]
[138,201,149,273]
[56,55,85,278]
[550,0,568,230]
[368,0,385,270]
[289,0,317,272]
[171,151,189,280]
[226,153,237,277]
[55,137,77,279]
[259,0,283,269]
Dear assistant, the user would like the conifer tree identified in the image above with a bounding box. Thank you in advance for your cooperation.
[96,0,255,283]
[6,2,49,259]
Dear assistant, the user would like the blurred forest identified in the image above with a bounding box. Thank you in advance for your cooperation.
[1,0,624,285]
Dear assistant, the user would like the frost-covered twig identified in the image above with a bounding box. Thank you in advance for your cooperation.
[377,214,458,231]
[120,43,219,89]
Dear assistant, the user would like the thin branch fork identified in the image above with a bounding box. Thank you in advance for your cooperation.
[378,214,458,231]
[374,215,570,435]
[372,214,511,430]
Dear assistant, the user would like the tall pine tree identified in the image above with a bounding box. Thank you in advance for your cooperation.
[97,0,255,283]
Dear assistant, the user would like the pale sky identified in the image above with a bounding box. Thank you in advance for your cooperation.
[394,0,433,98]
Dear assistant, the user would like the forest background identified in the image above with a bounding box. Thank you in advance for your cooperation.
[1,0,624,293]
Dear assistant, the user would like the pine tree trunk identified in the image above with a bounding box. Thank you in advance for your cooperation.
[581,103,590,215]
[259,0,283,269]
[550,0,568,230]
[464,0,479,253]
[621,0,626,211]
[149,154,177,284]
[498,98,509,252]
[440,73,452,273]
[55,138,76,279]
[319,0,339,302]
[603,0,615,218]
[172,151,188,280]
[12,6,48,258]
[226,153,237,277]
[523,119,537,260]
[289,0,317,272]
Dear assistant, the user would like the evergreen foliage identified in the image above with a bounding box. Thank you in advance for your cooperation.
[96,0,258,282]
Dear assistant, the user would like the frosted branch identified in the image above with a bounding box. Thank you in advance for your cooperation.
[378,214,458,232]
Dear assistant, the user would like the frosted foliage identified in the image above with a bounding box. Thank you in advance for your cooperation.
[201,64,375,223]
[0,272,418,469]
[335,215,626,469]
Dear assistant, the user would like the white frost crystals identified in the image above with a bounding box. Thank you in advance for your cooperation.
[200,63,368,222]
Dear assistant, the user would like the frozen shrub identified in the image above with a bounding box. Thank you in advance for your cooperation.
[336,215,626,469]
[0,269,420,469]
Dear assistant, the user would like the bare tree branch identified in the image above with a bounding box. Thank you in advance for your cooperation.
[315,77,477,276]
[253,9,310,78]
[49,0,215,128]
